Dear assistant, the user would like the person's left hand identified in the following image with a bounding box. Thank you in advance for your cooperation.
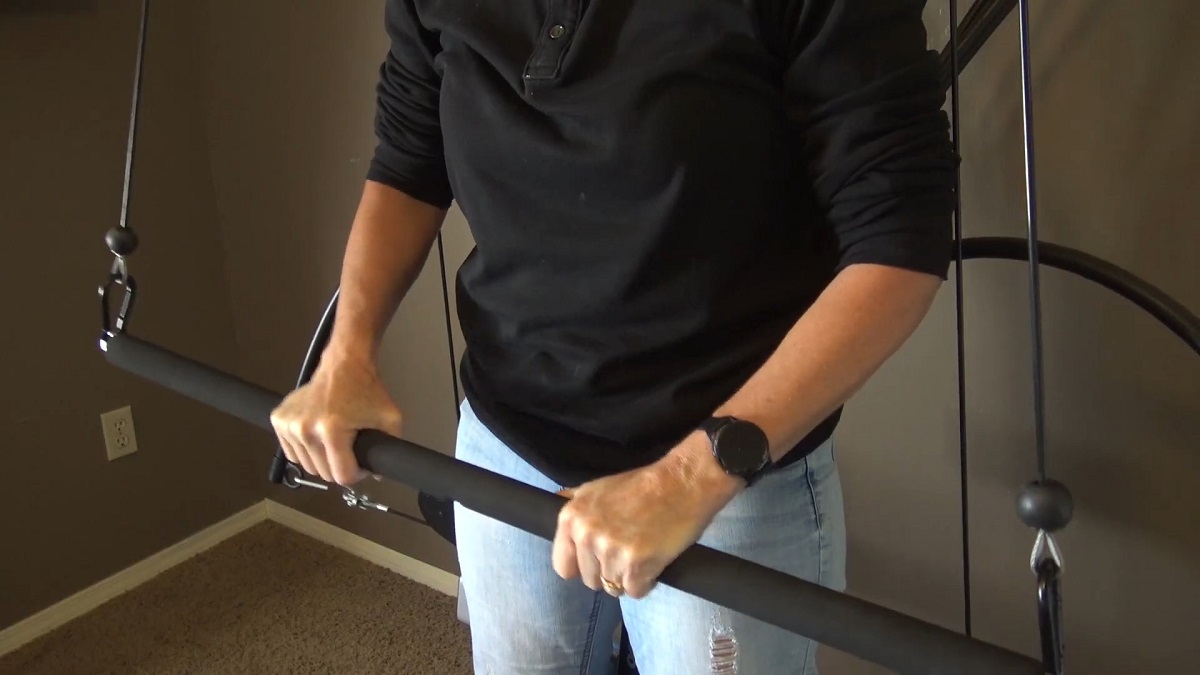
[552,433,744,599]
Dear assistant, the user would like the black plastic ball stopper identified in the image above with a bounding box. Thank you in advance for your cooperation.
[105,227,139,257]
[1017,479,1074,532]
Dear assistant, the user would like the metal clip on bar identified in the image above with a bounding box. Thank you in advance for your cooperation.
[98,272,137,339]
[344,488,430,528]
[343,490,389,513]
[1035,555,1064,674]
[98,227,140,342]
[281,462,330,491]
[1031,528,1065,672]
[1029,529,1064,577]
[280,463,428,528]
[1017,478,1072,675]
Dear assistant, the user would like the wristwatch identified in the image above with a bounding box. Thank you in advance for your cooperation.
[699,416,772,486]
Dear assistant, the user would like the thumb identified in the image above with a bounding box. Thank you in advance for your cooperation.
[557,487,577,499]
[325,428,367,486]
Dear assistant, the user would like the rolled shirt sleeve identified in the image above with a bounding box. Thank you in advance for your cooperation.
[778,0,959,278]
[366,0,454,209]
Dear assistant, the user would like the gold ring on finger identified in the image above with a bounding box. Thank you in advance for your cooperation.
[601,576,624,595]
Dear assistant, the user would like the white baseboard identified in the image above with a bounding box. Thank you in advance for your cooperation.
[265,500,460,597]
[0,498,464,660]
[0,501,268,658]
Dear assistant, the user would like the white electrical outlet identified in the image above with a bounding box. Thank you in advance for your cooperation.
[101,405,139,461]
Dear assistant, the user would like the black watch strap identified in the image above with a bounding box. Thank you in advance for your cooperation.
[698,416,728,437]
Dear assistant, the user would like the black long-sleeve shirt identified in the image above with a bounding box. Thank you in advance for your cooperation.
[367,0,957,487]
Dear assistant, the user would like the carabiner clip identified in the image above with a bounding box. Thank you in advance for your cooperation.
[1031,531,1065,674]
[98,266,137,343]
[1036,556,1065,674]
[1029,529,1064,575]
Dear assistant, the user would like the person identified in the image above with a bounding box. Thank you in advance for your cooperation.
[269,0,957,673]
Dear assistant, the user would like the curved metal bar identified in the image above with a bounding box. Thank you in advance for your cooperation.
[266,287,341,484]
[296,287,341,386]
[961,237,1200,356]
[940,0,1017,92]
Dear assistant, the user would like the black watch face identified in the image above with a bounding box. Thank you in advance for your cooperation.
[716,421,769,474]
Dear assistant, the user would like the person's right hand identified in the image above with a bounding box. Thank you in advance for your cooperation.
[269,354,404,487]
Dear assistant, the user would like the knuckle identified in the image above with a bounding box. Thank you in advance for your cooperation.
[557,506,575,527]
[590,534,611,555]
[572,519,595,543]
[313,415,344,438]
[287,419,307,438]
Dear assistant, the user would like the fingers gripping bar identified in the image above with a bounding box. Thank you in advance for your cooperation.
[101,333,1044,675]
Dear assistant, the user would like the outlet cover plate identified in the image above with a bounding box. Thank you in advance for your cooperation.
[101,405,139,461]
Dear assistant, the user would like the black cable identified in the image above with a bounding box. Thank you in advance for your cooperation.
[378,503,429,528]
[947,0,972,639]
[118,0,150,233]
[435,232,462,421]
[98,0,150,340]
[1016,0,1048,481]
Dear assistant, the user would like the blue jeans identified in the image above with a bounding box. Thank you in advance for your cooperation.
[454,400,847,675]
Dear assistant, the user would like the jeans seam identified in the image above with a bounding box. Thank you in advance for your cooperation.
[804,454,823,535]
[801,454,824,673]
[579,592,603,674]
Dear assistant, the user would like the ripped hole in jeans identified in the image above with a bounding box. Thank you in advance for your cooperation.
[709,609,739,674]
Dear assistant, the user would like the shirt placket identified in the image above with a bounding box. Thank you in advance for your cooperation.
[523,0,582,93]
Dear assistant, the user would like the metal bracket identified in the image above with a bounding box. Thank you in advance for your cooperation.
[278,462,414,525]
[343,489,391,513]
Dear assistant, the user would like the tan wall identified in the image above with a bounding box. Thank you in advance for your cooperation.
[0,1,263,629]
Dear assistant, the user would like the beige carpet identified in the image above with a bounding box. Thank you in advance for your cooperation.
[0,521,472,675]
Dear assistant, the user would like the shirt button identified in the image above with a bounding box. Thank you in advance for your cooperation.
[549,24,566,39]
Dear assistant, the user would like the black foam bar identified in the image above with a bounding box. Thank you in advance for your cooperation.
[102,332,1043,675]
